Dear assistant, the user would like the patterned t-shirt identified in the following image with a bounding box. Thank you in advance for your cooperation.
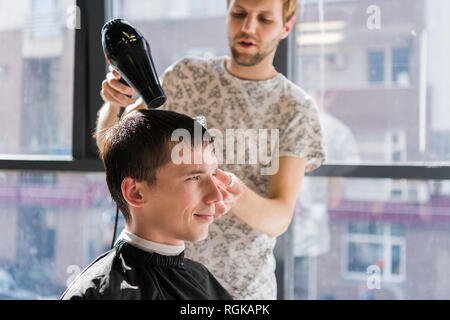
[160,56,326,299]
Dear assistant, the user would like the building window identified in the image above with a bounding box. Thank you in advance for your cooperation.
[368,50,385,83]
[30,0,60,39]
[386,130,406,162]
[344,222,405,283]
[392,47,411,86]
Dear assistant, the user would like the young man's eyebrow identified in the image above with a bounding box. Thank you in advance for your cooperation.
[183,170,206,176]
[182,167,219,177]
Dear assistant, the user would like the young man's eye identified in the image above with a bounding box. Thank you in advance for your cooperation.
[259,17,272,24]
[187,176,201,182]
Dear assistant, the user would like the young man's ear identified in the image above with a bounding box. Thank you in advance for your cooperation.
[121,177,146,208]
[280,16,296,40]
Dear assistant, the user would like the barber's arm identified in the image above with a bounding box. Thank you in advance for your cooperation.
[96,67,143,152]
[216,156,306,238]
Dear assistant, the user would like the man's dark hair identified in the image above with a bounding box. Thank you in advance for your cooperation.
[101,109,214,222]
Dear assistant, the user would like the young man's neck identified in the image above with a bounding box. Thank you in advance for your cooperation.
[225,55,278,81]
[125,223,184,247]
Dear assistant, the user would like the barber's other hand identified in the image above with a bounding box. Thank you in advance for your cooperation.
[101,65,137,107]
[212,169,244,219]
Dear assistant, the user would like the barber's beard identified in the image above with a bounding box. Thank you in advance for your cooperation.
[229,34,280,67]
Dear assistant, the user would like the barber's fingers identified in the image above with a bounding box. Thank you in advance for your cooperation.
[213,201,227,219]
[106,72,136,96]
[214,169,242,195]
[214,169,232,188]
[101,79,136,106]
[101,85,124,106]
[108,65,120,77]
[216,182,230,204]
[108,65,126,83]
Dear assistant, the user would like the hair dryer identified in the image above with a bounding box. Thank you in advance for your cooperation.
[102,19,166,108]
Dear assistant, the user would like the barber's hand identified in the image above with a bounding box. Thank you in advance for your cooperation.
[212,169,244,219]
[101,65,137,107]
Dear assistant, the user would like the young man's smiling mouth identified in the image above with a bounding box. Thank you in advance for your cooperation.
[194,207,215,222]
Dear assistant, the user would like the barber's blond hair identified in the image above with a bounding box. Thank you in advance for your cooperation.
[226,0,298,23]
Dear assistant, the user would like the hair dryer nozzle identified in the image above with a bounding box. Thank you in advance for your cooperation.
[102,19,166,108]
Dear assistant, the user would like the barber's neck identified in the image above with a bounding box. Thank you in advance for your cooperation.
[225,55,278,81]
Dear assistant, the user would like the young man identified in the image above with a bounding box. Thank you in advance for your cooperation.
[61,110,233,300]
[97,0,326,299]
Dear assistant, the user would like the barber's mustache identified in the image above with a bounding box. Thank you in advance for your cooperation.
[233,33,259,43]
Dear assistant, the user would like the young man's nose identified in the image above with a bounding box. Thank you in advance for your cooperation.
[203,176,223,204]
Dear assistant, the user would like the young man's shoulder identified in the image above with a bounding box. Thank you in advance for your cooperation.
[183,256,210,273]
[60,249,121,300]
[183,258,233,299]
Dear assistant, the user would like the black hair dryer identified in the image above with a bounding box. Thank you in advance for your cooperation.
[102,19,166,108]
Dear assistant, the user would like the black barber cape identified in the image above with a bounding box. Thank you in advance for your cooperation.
[60,240,232,300]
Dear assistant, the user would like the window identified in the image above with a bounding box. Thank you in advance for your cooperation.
[111,0,228,75]
[386,130,406,162]
[0,0,75,156]
[30,0,60,39]
[294,0,450,163]
[367,47,411,86]
[344,222,406,283]
[392,47,411,86]
[293,177,450,300]
[0,171,118,299]
[0,1,107,300]
[292,0,450,300]
[368,50,385,83]
[21,58,63,155]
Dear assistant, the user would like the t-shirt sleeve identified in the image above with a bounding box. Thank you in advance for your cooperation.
[278,96,326,172]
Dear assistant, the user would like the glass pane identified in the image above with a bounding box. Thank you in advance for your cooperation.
[347,242,384,273]
[348,222,384,235]
[293,177,450,299]
[392,47,411,84]
[392,245,401,275]
[0,171,119,300]
[0,0,75,156]
[111,0,228,75]
[294,0,450,164]
[390,224,404,237]
[368,50,385,83]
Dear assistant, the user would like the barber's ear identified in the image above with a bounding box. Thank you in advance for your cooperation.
[121,177,146,208]
[280,16,296,40]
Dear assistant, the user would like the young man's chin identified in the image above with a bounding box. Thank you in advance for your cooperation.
[188,227,210,243]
